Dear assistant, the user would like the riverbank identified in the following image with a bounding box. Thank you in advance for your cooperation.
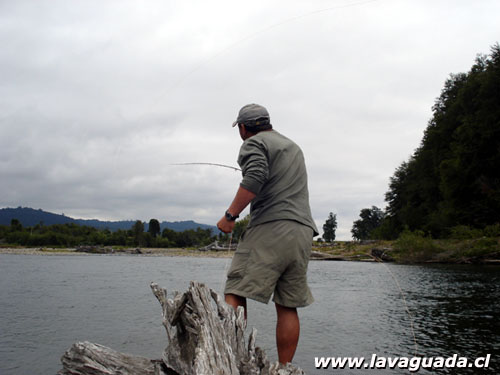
[313,235,500,264]
[2,235,499,264]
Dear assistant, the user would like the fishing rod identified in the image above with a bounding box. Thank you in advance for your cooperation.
[170,162,241,172]
[170,162,239,293]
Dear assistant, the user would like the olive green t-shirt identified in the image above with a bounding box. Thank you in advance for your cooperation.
[238,130,319,236]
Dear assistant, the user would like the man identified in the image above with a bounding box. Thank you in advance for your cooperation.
[217,103,318,365]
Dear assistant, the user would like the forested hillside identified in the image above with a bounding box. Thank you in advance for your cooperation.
[378,44,500,239]
[0,207,216,233]
[0,207,219,248]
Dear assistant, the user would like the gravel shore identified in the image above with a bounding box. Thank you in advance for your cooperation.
[0,247,233,257]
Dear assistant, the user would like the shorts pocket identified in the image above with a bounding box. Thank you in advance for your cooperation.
[238,228,247,241]
[227,248,251,279]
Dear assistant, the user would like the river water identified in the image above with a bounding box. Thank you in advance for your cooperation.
[0,254,498,374]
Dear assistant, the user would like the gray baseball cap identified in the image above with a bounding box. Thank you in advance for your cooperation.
[232,103,271,128]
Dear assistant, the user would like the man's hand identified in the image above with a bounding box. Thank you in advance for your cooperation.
[217,186,256,234]
[217,216,235,233]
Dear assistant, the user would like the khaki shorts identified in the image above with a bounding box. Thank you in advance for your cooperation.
[224,219,314,308]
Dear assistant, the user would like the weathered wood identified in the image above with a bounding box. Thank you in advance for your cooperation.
[370,247,394,262]
[59,281,305,375]
[198,241,237,251]
[310,251,374,261]
[57,341,170,375]
[75,246,143,255]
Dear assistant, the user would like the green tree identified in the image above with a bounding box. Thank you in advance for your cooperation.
[162,228,178,244]
[148,219,161,238]
[351,206,385,240]
[131,220,145,246]
[232,214,250,241]
[10,219,23,232]
[143,232,155,247]
[383,44,500,238]
[177,230,197,247]
[218,232,229,243]
[322,212,337,242]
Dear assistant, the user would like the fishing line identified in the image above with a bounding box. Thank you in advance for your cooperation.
[370,255,418,357]
[130,0,383,218]
[139,0,383,116]
[170,162,240,293]
[220,231,234,293]
[108,0,385,203]
[164,0,381,92]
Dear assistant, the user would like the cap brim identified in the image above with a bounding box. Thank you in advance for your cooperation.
[232,121,238,127]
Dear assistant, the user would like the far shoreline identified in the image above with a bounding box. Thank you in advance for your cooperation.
[0,247,234,258]
[2,239,499,265]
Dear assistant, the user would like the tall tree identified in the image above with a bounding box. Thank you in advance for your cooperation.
[10,218,23,232]
[351,206,385,240]
[131,220,144,246]
[322,212,337,242]
[148,219,161,238]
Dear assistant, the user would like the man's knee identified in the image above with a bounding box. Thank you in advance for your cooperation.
[225,293,246,309]
[275,302,298,316]
[275,303,299,326]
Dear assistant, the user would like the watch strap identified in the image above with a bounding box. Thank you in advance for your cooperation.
[225,210,239,221]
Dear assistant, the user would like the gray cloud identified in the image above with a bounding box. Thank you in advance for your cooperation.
[1,0,499,239]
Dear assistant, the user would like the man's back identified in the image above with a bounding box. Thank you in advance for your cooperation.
[237,130,318,234]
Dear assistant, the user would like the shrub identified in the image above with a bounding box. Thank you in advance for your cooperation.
[483,223,500,237]
[461,237,499,258]
[393,230,439,262]
[449,225,484,239]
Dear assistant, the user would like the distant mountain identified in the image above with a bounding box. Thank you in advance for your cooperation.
[0,207,218,233]
[0,207,75,226]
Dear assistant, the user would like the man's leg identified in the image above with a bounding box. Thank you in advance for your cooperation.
[275,303,300,364]
[225,293,247,319]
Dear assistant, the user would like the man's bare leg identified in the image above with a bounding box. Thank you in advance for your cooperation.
[225,293,247,319]
[275,303,300,364]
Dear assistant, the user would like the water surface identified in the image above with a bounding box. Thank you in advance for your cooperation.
[0,254,498,374]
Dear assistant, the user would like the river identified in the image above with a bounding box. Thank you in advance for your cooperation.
[0,254,498,374]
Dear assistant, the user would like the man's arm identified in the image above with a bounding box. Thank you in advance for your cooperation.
[217,185,256,233]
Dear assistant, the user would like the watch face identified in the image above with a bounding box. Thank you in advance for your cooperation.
[225,211,233,220]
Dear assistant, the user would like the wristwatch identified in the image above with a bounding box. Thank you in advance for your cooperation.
[225,210,239,221]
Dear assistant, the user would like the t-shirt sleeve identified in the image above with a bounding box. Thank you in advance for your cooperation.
[237,138,269,195]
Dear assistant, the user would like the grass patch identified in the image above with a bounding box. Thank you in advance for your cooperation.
[312,240,389,259]
[392,230,500,263]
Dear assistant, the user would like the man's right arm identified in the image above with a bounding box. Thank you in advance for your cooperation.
[217,186,256,233]
[238,138,269,195]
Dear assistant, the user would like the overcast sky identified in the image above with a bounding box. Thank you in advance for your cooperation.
[1,0,499,239]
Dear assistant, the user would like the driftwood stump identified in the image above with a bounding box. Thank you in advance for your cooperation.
[58,341,168,375]
[58,281,305,375]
